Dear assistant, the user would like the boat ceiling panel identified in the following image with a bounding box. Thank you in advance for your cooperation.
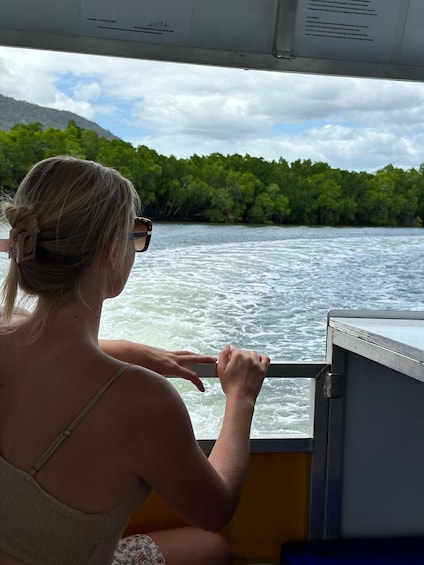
[1,0,424,82]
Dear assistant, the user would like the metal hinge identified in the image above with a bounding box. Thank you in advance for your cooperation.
[273,50,296,59]
[323,372,343,399]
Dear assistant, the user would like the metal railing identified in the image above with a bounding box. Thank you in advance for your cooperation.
[195,361,329,454]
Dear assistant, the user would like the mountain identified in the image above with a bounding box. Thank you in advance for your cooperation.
[0,93,118,141]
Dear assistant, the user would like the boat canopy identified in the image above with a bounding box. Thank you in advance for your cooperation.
[1,0,424,82]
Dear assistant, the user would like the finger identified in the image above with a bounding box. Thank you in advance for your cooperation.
[181,355,217,365]
[259,354,271,371]
[169,366,206,392]
[171,352,218,365]
[217,344,232,370]
[185,372,205,392]
[191,355,217,364]
[193,377,205,392]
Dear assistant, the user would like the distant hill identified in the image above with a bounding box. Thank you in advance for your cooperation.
[0,93,118,141]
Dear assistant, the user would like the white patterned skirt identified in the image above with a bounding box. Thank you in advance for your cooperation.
[112,534,166,564]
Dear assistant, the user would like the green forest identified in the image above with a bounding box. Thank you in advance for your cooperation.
[1,121,424,227]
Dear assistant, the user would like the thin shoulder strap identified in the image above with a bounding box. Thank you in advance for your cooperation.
[29,363,132,477]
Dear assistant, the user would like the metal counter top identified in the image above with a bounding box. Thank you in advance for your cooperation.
[327,310,424,382]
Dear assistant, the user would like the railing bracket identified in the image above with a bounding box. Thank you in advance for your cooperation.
[324,372,343,399]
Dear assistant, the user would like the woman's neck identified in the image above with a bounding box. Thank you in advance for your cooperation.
[22,297,104,348]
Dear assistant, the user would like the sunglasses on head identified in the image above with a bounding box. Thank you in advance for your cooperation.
[129,217,152,252]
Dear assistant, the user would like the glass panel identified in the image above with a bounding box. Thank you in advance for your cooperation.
[172,377,313,440]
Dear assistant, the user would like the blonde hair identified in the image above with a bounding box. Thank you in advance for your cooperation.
[1,156,140,330]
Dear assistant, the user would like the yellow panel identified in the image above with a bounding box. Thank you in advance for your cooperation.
[224,453,311,562]
[124,452,311,563]
[124,494,188,535]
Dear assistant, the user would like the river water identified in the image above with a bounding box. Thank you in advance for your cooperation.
[1,223,424,437]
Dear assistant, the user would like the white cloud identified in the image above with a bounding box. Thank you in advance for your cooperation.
[47,92,95,120]
[1,45,424,171]
[72,81,102,101]
[132,92,270,138]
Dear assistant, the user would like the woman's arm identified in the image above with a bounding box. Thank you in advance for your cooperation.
[206,345,267,517]
[125,344,269,531]
[99,339,216,391]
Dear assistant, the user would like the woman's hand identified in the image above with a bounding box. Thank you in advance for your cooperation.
[217,344,269,403]
[99,339,216,391]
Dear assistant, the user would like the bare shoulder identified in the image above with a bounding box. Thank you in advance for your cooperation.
[111,362,198,463]
[110,363,190,429]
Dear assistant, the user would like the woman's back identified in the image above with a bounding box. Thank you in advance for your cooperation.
[0,324,152,564]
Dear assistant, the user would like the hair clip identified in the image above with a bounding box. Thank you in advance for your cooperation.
[9,231,37,264]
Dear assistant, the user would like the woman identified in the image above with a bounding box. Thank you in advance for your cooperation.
[0,156,269,565]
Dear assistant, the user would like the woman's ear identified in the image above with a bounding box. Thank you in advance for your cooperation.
[107,237,120,268]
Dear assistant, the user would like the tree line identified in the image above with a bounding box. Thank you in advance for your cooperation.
[1,121,423,227]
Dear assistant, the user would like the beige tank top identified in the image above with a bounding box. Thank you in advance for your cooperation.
[0,363,151,565]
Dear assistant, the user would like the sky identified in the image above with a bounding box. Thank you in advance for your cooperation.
[1,45,424,173]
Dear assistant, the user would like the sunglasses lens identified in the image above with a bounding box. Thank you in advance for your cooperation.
[132,218,151,252]
[134,218,146,232]
[134,235,147,252]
